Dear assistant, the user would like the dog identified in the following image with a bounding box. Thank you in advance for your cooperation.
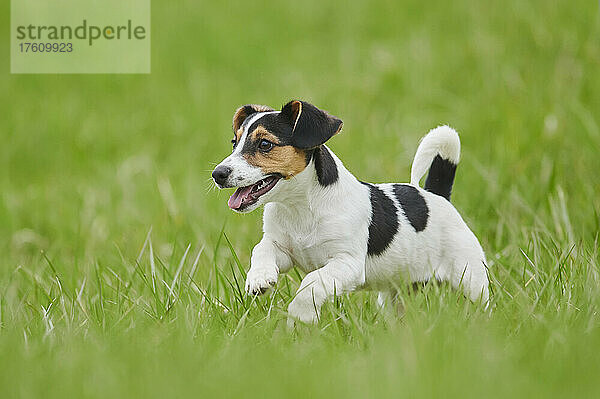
[212,100,489,325]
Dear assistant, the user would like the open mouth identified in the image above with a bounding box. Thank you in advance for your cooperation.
[227,175,281,211]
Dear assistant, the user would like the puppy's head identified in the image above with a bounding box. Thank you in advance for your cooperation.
[212,100,343,212]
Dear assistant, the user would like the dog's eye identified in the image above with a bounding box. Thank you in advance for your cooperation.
[258,139,274,152]
[231,139,236,149]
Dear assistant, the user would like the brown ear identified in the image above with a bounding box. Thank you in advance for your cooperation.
[280,100,343,149]
[232,104,274,132]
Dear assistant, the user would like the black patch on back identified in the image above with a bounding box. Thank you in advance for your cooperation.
[361,182,398,256]
[392,184,429,232]
[424,155,457,201]
[313,146,338,186]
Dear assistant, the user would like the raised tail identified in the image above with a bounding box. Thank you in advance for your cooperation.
[410,125,460,201]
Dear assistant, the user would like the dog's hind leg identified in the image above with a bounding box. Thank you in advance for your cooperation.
[450,255,489,305]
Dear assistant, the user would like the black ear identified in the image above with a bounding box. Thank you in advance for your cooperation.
[232,104,274,132]
[281,100,343,149]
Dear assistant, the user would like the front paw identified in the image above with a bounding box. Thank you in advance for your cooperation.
[245,267,278,296]
[287,297,320,327]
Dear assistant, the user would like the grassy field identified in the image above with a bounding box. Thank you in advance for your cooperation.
[1,0,600,397]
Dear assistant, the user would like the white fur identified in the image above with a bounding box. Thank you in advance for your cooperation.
[219,126,489,325]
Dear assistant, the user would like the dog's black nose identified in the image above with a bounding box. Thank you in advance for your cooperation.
[212,165,232,186]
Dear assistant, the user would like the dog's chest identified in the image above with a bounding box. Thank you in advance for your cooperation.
[283,229,334,272]
[268,211,339,272]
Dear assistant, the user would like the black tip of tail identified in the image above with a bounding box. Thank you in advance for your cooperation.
[424,155,457,201]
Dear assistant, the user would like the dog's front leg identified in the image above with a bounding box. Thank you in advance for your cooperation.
[287,255,364,326]
[245,235,291,295]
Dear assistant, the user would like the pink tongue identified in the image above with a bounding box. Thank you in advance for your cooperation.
[228,185,254,209]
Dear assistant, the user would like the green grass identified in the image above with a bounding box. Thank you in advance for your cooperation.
[1,0,600,397]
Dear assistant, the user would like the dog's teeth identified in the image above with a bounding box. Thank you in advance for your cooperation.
[251,178,273,194]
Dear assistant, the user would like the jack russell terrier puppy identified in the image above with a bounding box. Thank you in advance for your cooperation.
[212,100,489,325]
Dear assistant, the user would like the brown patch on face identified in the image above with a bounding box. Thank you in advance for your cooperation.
[235,128,244,142]
[243,145,308,179]
[232,104,274,132]
[249,126,281,144]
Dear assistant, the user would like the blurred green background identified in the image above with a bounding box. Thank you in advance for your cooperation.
[1,0,599,398]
